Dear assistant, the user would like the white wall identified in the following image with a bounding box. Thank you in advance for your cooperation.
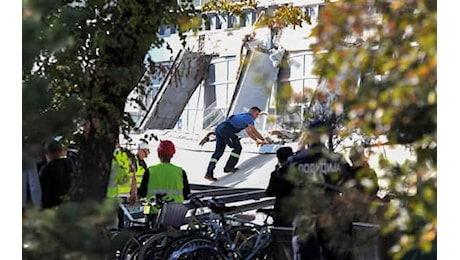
[133,3,325,132]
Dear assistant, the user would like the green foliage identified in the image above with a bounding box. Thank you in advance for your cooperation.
[202,0,258,17]
[306,0,437,258]
[272,4,311,28]
[22,0,198,255]
[23,199,118,260]
[23,0,199,149]
[22,0,436,258]
[202,0,311,28]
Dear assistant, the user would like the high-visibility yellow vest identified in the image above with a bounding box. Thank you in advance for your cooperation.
[106,150,131,198]
[146,163,184,213]
[118,156,145,195]
[134,158,146,188]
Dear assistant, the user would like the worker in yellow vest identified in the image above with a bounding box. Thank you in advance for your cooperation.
[106,145,138,228]
[117,152,145,196]
[134,142,150,196]
[106,148,138,198]
[138,140,191,214]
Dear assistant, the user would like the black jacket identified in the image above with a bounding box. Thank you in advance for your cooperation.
[39,158,73,209]
[266,143,350,226]
[266,164,295,226]
[287,143,350,191]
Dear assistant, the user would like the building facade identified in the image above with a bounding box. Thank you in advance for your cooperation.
[125,0,328,133]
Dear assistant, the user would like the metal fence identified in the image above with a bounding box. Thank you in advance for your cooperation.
[352,222,382,260]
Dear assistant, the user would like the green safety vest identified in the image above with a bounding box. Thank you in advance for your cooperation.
[106,150,132,198]
[118,156,145,195]
[146,163,184,213]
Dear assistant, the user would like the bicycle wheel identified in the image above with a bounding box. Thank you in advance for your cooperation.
[173,246,225,260]
[168,237,219,260]
[137,230,183,260]
[162,235,214,260]
[109,227,146,260]
[258,242,275,260]
[216,225,264,258]
[107,228,123,260]
[121,229,159,260]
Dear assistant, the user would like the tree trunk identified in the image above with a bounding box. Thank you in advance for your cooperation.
[70,122,117,202]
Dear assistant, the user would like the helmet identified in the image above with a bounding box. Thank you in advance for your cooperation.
[157,140,176,156]
[138,142,149,150]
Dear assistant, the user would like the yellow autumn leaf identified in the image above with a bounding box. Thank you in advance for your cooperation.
[427,91,436,105]
[422,229,436,242]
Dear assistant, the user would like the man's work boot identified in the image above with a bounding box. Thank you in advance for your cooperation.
[205,175,218,182]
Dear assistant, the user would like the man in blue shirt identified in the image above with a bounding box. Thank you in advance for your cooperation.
[205,106,268,181]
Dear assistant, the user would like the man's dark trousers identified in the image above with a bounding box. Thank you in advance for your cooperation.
[206,122,242,177]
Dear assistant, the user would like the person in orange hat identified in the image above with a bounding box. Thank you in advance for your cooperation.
[138,140,191,205]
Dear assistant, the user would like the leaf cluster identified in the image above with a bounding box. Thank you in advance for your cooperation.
[23,199,118,260]
[301,0,437,258]
[23,0,199,149]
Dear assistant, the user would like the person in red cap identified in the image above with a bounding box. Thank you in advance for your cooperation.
[137,140,191,206]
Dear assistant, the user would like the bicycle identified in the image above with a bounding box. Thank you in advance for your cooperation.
[109,197,150,260]
[162,197,275,260]
[136,193,213,260]
[118,193,187,260]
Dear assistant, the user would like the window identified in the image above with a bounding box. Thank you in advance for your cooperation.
[278,52,319,105]
[208,13,222,30]
[199,56,237,128]
[244,10,257,26]
[170,24,177,34]
[226,14,234,29]
[204,15,211,30]
[191,0,204,8]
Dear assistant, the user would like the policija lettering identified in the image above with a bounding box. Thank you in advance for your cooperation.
[296,162,341,175]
